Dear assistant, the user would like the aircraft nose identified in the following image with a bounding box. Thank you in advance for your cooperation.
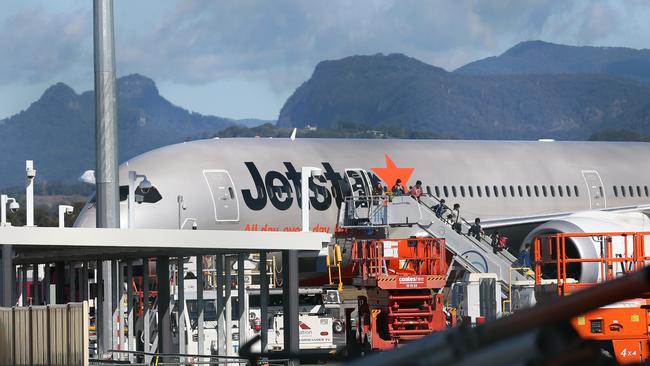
[73,203,97,228]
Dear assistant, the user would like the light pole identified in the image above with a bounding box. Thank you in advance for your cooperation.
[1,194,19,307]
[177,195,186,229]
[58,205,74,228]
[128,171,152,228]
[25,160,36,227]
[1,195,20,227]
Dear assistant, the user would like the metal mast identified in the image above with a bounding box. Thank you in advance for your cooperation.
[93,0,119,356]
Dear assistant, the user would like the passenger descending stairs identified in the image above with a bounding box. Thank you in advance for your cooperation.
[381,196,530,296]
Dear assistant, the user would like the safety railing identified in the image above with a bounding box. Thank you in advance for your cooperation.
[339,195,389,228]
[419,192,500,251]
[351,238,447,281]
[533,231,650,296]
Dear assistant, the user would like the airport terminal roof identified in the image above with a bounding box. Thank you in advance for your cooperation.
[0,227,331,263]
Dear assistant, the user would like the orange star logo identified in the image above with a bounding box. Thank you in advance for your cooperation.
[371,153,414,188]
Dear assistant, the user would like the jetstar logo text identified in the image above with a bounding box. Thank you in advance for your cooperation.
[240,155,415,211]
[241,162,348,211]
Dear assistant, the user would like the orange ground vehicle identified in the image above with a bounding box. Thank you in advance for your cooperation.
[351,237,449,350]
[533,232,650,364]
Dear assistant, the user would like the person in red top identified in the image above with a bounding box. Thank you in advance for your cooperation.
[410,180,423,201]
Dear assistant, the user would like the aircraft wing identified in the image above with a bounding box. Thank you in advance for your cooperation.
[480,204,650,229]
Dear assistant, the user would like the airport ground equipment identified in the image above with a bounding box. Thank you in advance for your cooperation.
[534,231,650,364]
[346,265,650,366]
[448,272,501,325]
[338,194,529,296]
[351,237,448,350]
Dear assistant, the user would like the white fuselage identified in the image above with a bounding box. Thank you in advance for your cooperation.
[74,138,650,232]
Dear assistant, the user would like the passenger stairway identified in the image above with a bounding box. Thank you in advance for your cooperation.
[339,195,530,296]
[386,290,441,341]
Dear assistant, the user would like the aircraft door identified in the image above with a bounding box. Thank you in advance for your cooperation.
[581,170,606,209]
[344,169,372,198]
[203,169,240,222]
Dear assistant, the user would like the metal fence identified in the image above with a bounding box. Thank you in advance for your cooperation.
[0,302,89,366]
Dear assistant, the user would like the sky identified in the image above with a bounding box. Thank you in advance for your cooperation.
[1,0,650,121]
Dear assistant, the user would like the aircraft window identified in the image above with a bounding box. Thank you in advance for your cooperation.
[566,185,571,197]
[542,185,548,197]
[637,186,642,197]
[517,185,523,197]
[550,186,555,197]
[534,186,539,197]
[443,186,449,198]
[485,185,491,197]
[628,185,634,197]
[613,186,618,197]
[460,186,466,197]
[468,186,474,197]
[452,186,458,197]
[509,185,515,197]
[477,186,482,198]
[526,185,531,197]
[621,185,626,197]
[501,186,507,197]
[574,186,579,197]
[493,185,499,197]
[645,186,649,197]
[558,185,563,197]
[435,186,441,197]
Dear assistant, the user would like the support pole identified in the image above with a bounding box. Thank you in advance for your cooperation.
[43,263,50,305]
[157,257,172,358]
[126,261,134,363]
[196,256,204,356]
[25,160,35,227]
[225,256,233,357]
[95,260,103,357]
[55,262,65,305]
[111,260,118,355]
[216,254,226,356]
[70,263,76,303]
[94,0,119,356]
[82,261,89,301]
[21,266,28,306]
[1,245,13,306]
[32,264,39,305]
[282,250,300,365]
[260,251,269,354]
[177,256,186,362]
[118,262,124,359]
[237,253,247,352]
[143,258,151,365]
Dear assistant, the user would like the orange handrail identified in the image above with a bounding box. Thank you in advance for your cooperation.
[534,231,650,295]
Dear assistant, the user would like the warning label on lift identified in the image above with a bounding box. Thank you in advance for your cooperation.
[397,276,426,288]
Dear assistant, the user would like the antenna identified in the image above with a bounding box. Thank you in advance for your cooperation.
[290,128,297,141]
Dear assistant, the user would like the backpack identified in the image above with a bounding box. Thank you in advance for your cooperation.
[498,235,508,248]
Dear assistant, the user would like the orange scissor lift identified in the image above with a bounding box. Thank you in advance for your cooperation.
[533,231,650,364]
[352,237,449,350]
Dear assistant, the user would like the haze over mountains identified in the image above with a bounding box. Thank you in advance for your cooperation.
[2,40,650,187]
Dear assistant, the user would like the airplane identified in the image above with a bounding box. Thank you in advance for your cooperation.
[74,138,650,283]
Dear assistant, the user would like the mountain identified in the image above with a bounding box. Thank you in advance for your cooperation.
[0,74,232,187]
[456,40,650,83]
[277,53,650,140]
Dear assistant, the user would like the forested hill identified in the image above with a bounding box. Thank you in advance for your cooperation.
[456,40,650,82]
[278,53,650,140]
[0,74,233,187]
